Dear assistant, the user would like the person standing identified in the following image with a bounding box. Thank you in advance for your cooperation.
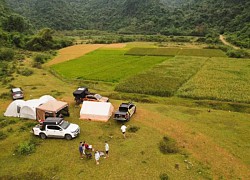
[121,124,127,139]
[104,141,109,158]
[95,150,100,165]
[79,142,83,159]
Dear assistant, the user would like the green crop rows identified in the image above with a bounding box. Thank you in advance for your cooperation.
[115,56,207,96]
[126,47,226,57]
[177,58,250,103]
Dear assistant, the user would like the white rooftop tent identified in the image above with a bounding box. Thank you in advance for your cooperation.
[80,101,114,122]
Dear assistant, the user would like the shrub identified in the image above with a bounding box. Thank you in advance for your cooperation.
[33,53,50,64]
[226,49,249,58]
[159,173,169,180]
[15,141,36,155]
[17,68,33,76]
[127,125,140,133]
[0,131,7,140]
[0,48,15,61]
[159,136,179,154]
[0,92,11,99]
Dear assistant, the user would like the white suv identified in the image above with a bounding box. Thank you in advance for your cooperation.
[32,117,80,140]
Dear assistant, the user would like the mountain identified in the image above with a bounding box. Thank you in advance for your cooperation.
[3,0,250,47]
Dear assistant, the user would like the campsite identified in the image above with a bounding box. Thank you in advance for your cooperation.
[0,42,249,179]
[0,0,250,179]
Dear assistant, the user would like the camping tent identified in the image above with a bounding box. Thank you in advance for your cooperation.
[36,100,69,120]
[39,95,56,104]
[19,99,44,119]
[4,95,59,120]
[80,101,114,122]
[4,100,25,117]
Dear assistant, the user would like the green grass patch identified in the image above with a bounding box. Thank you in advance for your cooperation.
[51,49,167,83]
[177,58,250,103]
[115,56,207,96]
[126,48,226,57]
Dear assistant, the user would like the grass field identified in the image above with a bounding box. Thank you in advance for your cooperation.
[126,47,227,57]
[177,58,250,103]
[115,56,207,96]
[0,42,250,179]
[51,49,167,83]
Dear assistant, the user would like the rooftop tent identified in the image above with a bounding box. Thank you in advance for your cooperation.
[19,99,43,119]
[36,100,69,120]
[4,100,25,117]
[80,101,114,122]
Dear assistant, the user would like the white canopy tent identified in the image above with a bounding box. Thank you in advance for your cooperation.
[80,101,114,122]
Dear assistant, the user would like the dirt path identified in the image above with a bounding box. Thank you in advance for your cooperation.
[46,43,127,66]
[219,35,240,49]
[136,108,249,179]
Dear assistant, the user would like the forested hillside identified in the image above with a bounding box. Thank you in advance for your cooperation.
[3,0,250,48]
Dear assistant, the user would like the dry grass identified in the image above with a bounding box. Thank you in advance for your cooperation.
[46,44,105,66]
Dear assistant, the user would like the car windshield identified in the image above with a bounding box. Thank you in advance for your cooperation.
[94,94,102,100]
[60,121,70,129]
[119,107,128,112]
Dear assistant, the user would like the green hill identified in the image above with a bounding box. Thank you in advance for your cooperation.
[2,0,250,47]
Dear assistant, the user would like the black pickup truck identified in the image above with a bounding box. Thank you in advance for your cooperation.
[114,102,136,121]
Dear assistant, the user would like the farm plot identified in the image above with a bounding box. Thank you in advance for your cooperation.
[177,58,250,103]
[125,47,179,56]
[115,56,207,96]
[51,49,167,82]
[126,47,226,57]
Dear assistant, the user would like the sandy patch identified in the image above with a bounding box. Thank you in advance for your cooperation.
[46,44,105,66]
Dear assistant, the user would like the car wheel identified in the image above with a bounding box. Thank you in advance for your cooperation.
[65,134,72,140]
[40,133,47,139]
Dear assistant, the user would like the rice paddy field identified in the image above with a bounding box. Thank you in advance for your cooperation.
[1,42,250,179]
[126,47,227,57]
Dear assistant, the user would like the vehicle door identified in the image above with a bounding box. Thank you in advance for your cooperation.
[46,125,65,138]
[128,105,136,115]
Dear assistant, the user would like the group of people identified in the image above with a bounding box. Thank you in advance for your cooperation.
[79,141,109,165]
[78,124,128,165]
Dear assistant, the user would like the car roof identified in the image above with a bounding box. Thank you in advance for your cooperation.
[11,88,22,92]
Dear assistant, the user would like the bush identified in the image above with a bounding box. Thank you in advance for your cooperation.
[0,92,11,99]
[15,140,36,155]
[17,68,33,76]
[226,49,249,58]
[33,53,50,64]
[127,125,140,133]
[159,173,169,180]
[0,48,15,61]
[159,136,179,154]
[0,131,7,140]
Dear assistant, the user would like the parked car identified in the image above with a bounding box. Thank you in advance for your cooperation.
[114,102,136,121]
[11,87,24,100]
[83,94,109,102]
[32,117,80,140]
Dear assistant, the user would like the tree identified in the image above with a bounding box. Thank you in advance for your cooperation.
[2,14,29,33]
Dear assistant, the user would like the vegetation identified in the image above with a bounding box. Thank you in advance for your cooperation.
[51,49,167,82]
[4,0,250,47]
[126,47,226,57]
[159,136,180,154]
[116,56,207,96]
[177,58,250,103]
